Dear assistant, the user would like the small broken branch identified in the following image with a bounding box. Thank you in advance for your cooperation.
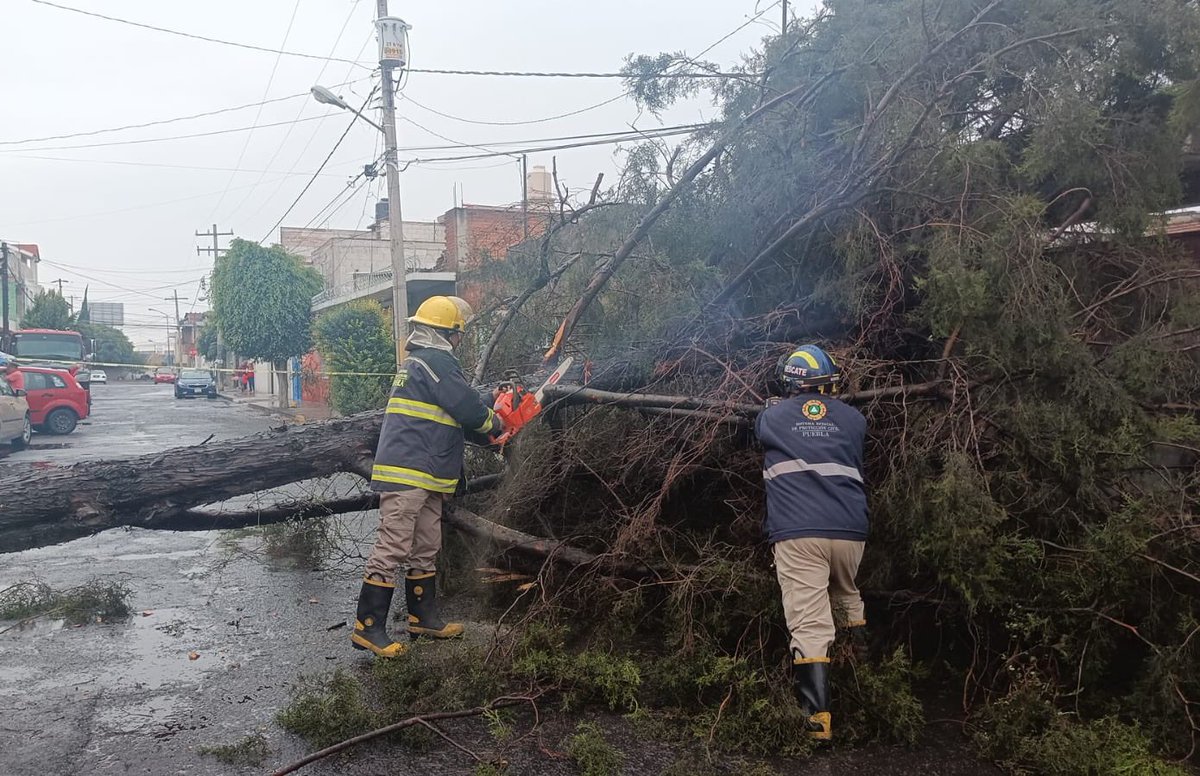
[271,695,538,775]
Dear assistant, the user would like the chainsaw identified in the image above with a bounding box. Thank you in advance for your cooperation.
[490,357,573,447]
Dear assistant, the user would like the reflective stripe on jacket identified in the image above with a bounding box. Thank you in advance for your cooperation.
[754,394,869,542]
[370,346,498,494]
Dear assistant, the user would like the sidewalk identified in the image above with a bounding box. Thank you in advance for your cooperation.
[218,390,333,422]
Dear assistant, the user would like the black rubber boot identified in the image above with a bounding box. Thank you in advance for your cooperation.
[406,570,464,640]
[350,578,407,657]
[792,657,833,742]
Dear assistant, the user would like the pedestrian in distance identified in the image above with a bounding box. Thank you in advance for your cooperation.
[351,295,504,658]
[244,362,255,394]
[754,344,869,743]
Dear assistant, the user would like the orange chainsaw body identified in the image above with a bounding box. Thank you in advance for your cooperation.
[492,380,541,445]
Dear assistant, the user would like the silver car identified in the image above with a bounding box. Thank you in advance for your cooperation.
[0,376,31,450]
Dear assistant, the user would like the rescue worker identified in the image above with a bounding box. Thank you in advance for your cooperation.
[351,295,503,658]
[754,344,869,742]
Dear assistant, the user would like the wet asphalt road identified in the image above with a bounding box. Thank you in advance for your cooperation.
[9,379,271,464]
[0,383,379,775]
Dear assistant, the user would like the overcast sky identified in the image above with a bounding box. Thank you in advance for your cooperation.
[1,0,809,347]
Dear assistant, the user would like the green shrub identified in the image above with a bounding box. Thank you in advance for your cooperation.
[566,722,624,776]
[197,733,271,766]
[314,299,394,416]
[276,670,373,749]
[511,624,641,711]
[0,579,131,625]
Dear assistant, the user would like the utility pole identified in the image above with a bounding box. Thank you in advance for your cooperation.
[164,290,189,366]
[782,0,788,33]
[49,278,69,294]
[376,2,410,367]
[1,242,9,346]
[197,224,233,378]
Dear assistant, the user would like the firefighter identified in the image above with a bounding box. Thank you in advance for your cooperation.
[351,295,503,658]
[754,344,869,742]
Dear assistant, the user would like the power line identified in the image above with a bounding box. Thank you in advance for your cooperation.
[25,0,758,81]
[0,115,329,153]
[27,0,372,68]
[401,125,703,168]
[399,93,627,127]
[4,153,353,177]
[227,12,368,227]
[259,87,379,243]
[209,0,305,220]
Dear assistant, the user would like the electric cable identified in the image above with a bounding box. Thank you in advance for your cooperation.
[259,87,379,243]
[222,0,360,223]
[209,0,304,220]
[0,115,329,154]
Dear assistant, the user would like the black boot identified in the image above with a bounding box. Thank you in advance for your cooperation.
[350,578,407,657]
[792,656,833,742]
[406,570,464,639]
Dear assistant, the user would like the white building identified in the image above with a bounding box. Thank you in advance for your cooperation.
[2,243,41,330]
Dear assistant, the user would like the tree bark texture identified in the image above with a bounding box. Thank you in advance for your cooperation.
[0,412,383,553]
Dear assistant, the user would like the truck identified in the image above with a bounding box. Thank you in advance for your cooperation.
[4,328,92,391]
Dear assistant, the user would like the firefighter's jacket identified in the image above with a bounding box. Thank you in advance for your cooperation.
[370,346,498,494]
[754,393,868,543]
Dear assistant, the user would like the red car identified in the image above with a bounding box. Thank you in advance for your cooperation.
[153,367,177,384]
[20,366,90,435]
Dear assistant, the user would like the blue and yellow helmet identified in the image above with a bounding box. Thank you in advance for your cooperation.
[776,344,841,394]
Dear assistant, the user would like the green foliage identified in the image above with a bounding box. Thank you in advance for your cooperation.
[835,648,925,746]
[314,299,394,415]
[76,323,138,368]
[565,722,624,776]
[276,670,374,750]
[19,290,72,330]
[0,579,131,624]
[974,674,1189,775]
[511,623,641,711]
[196,324,219,362]
[371,639,504,715]
[211,239,322,362]
[196,733,271,766]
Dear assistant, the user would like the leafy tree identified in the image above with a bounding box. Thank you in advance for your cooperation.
[469,0,1200,764]
[75,286,89,324]
[20,290,73,330]
[211,239,322,405]
[197,324,219,362]
[314,300,394,416]
[77,323,138,372]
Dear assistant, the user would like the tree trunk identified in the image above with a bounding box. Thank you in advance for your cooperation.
[0,411,384,553]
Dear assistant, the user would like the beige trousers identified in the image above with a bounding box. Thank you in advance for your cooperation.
[364,489,444,584]
[773,537,866,659]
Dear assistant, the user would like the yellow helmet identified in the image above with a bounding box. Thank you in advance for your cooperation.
[409,295,469,332]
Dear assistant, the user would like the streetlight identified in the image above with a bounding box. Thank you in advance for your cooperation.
[148,308,173,366]
[311,11,411,368]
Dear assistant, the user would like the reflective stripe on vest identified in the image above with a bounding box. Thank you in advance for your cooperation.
[386,398,459,427]
[474,407,497,434]
[763,457,863,483]
[371,464,458,493]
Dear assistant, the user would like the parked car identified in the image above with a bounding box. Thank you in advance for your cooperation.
[153,367,177,385]
[21,367,89,435]
[0,376,31,450]
[89,369,108,384]
[175,369,218,399]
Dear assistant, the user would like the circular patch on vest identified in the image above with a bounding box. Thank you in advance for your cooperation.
[802,399,827,421]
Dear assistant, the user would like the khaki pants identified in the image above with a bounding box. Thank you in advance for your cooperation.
[364,489,444,584]
[773,537,866,659]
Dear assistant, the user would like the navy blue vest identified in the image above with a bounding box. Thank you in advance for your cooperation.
[754,394,869,542]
